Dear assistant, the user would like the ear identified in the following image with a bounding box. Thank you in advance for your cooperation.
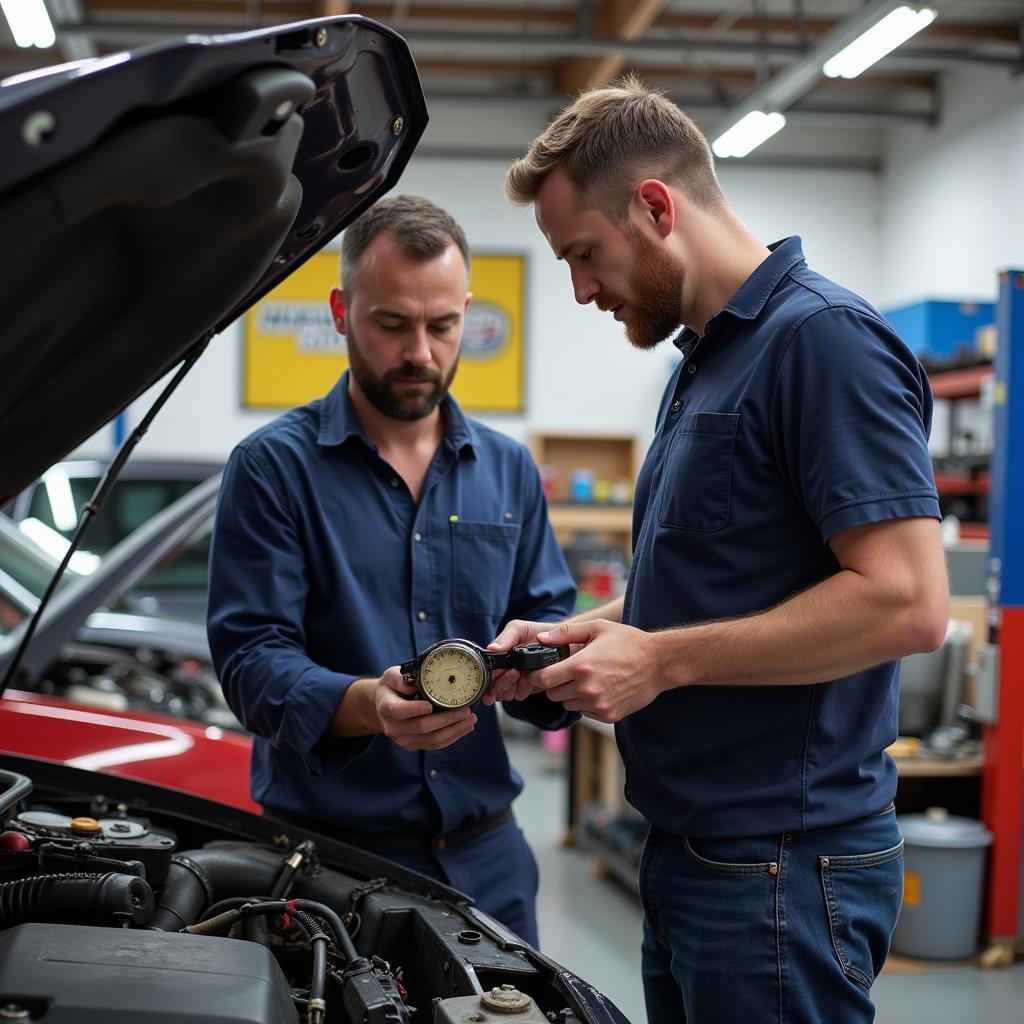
[329,287,347,334]
[634,179,675,239]
[464,291,473,311]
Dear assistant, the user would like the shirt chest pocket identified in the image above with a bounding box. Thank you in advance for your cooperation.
[658,412,740,532]
[450,520,522,616]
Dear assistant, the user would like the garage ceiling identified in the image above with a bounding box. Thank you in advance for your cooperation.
[2,1,1023,164]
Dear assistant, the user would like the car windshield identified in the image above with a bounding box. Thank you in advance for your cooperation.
[24,472,211,594]
[0,522,78,637]
[27,475,201,555]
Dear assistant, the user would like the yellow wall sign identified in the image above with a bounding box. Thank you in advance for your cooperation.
[243,251,525,413]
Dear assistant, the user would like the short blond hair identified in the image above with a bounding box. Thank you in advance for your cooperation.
[505,75,723,219]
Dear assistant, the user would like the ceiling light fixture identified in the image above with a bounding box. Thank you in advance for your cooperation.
[823,5,936,79]
[1,0,56,49]
[712,111,787,159]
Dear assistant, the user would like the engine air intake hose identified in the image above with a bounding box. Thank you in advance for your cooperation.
[0,872,155,927]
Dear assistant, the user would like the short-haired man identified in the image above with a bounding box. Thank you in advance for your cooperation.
[208,195,577,947]
[491,78,949,1021]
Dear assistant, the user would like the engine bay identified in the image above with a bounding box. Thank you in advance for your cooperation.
[0,759,623,1024]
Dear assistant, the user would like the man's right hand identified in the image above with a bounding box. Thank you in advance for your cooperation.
[374,667,477,751]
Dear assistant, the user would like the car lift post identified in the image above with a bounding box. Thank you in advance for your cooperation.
[979,268,1024,965]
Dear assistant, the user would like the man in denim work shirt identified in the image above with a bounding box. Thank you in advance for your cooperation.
[490,79,950,1021]
[207,196,576,946]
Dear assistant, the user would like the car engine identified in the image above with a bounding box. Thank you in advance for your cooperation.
[36,641,241,732]
[0,761,622,1024]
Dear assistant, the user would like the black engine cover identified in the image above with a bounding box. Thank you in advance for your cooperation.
[0,923,299,1023]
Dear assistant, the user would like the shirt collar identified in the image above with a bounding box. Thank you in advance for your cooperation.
[317,371,479,453]
[672,236,805,353]
[721,235,806,321]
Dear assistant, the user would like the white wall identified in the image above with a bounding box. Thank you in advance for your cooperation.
[76,109,881,462]
[878,69,1024,310]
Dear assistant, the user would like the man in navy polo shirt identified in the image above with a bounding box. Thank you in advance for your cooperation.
[492,79,949,1021]
[207,196,576,947]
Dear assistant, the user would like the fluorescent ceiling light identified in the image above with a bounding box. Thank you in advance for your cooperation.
[712,111,786,159]
[823,5,935,79]
[1,0,56,48]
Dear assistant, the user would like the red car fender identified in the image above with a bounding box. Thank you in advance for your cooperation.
[0,690,258,813]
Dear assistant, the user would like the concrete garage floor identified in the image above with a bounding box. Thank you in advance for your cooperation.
[507,733,1024,1024]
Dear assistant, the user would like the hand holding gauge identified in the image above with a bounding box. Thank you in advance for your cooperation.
[400,638,570,710]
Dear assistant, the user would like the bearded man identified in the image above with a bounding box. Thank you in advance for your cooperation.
[208,195,576,946]
[489,78,949,1021]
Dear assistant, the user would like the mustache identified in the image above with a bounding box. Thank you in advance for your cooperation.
[595,295,624,312]
[383,364,442,385]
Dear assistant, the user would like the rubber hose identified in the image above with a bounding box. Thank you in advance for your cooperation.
[0,872,154,927]
[150,846,280,931]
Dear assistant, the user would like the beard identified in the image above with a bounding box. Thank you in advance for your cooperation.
[346,326,458,421]
[597,226,685,350]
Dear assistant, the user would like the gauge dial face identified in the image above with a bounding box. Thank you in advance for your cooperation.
[419,642,488,709]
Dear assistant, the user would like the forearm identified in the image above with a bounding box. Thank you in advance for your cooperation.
[325,677,381,737]
[651,564,946,690]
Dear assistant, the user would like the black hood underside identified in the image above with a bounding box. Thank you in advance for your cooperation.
[0,16,426,503]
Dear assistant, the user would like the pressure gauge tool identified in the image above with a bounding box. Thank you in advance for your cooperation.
[400,638,569,710]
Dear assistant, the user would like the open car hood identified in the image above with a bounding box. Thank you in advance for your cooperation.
[0,16,426,503]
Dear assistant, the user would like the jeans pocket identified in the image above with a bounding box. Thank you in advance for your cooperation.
[657,412,739,532]
[684,836,780,876]
[820,840,904,989]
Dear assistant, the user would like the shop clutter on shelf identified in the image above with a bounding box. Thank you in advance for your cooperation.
[882,300,997,540]
[530,433,638,606]
[561,531,628,612]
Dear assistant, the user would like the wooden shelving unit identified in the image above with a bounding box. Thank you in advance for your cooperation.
[529,432,638,548]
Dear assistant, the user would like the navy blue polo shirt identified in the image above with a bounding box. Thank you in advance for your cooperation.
[618,237,940,838]
[207,374,576,835]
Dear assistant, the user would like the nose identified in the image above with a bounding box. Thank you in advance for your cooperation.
[404,326,432,366]
[571,267,599,306]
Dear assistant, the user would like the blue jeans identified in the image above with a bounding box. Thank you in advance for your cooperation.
[640,806,903,1024]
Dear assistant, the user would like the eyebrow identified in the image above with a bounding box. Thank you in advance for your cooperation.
[372,308,462,323]
[557,237,594,260]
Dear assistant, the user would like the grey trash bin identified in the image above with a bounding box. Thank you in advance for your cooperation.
[892,807,993,960]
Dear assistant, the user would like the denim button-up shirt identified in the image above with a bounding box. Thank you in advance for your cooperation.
[208,374,576,834]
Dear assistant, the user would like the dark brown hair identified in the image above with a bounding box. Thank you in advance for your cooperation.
[341,194,470,291]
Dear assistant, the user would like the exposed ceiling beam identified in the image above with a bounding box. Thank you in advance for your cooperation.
[53,21,1024,74]
[710,0,908,151]
[422,90,934,128]
[83,0,1021,48]
[658,11,1022,46]
[88,0,308,17]
[417,59,934,93]
[558,0,667,94]
[0,47,48,74]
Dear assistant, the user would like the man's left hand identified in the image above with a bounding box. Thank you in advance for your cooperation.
[526,619,663,723]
